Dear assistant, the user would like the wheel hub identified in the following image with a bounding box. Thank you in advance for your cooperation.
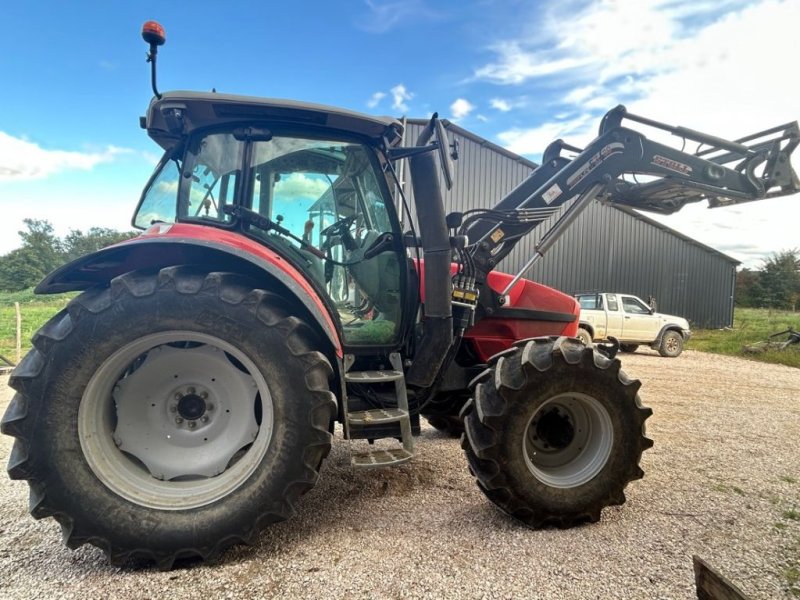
[112,344,260,480]
[533,408,575,450]
[523,393,614,488]
[176,389,208,421]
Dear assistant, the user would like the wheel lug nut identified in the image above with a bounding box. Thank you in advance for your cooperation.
[170,405,177,413]
[200,391,208,399]
[175,392,182,400]
[201,416,209,423]
[207,403,214,412]
[188,421,196,429]
[175,417,184,424]
[187,387,196,395]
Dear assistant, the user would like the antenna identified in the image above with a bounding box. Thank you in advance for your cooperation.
[141,21,166,99]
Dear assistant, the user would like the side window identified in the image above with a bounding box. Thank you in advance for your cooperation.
[621,296,650,314]
[577,294,602,310]
[134,158,181,228]
[182,133,242,223]
[606,295,619,311]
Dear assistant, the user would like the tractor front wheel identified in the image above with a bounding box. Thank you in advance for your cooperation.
[461,337,652,527]
[1,267,336,568]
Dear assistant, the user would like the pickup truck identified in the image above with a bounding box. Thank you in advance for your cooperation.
[574,292,691,357]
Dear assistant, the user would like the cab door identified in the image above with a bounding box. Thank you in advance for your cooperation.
[620,295,657,341]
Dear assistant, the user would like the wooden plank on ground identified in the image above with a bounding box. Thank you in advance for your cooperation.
[694,555,751,600]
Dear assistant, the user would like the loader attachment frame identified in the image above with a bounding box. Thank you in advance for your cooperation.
[459,105,799,296]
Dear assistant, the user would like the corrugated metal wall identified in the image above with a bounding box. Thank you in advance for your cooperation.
[400,120,737,329]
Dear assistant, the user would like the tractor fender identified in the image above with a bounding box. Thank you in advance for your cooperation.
[36,226,343,361]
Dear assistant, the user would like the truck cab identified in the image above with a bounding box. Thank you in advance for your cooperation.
[575,292,691,357]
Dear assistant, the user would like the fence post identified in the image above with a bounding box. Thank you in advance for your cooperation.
[15,302,21,364]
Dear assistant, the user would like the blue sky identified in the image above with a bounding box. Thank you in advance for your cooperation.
[1,0,798,268]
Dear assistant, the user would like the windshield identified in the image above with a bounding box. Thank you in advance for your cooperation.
[134,132,402,345]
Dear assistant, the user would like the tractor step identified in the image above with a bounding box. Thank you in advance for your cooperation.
[343,352,414,469]
[348,408,408,425]
[351,447,413,468]
[344,370,404,383]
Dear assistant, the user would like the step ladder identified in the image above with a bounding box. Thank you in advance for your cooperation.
[343,352,414,468]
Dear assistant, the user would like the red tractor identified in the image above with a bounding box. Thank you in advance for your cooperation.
[3,22,798,568]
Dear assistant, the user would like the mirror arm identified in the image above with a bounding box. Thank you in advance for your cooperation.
[385,145,439,161]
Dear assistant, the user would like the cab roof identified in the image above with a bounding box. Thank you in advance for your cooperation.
[144,91,404,151]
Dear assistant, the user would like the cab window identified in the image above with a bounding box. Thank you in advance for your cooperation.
[621,296,650,314]
[606,295,619,311]
[134,158,181,228]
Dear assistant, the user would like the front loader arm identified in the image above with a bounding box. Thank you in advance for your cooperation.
[462,105,799,291]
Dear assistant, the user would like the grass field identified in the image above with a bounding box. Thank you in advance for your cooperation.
[688,307,800,369]
[1,290,799,368]
[0,292,74,364]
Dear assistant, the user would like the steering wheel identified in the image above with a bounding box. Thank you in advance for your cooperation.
[321,214,357,238]
[321,215,359,252]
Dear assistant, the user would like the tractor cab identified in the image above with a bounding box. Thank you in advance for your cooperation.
[135,91,410,346]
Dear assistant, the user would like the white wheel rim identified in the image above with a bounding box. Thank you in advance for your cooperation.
[523,393,613,488]
[78,331,273,510]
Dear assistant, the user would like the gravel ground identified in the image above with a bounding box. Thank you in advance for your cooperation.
[0,348,798,599]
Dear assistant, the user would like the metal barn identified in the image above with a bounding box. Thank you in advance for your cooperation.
[400,119,739,329]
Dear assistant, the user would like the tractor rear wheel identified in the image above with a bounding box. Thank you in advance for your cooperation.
[461,337,652,527]
[1,267,336,568]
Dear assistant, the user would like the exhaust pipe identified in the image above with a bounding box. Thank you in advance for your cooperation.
[405,118,453,388]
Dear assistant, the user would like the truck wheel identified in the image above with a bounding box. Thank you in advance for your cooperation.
[620,344,639,353]
[461,337,652,528]
[1,267,336,568]
[658,330,683,357]
[576,327,593,346]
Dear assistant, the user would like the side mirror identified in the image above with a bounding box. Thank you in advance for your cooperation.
[434,119,455,191]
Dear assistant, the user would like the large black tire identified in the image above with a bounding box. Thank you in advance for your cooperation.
[425,415,465,437]
[658,330,684,357]
[424,392,469,437]
[461,337,652,528]
[1,267,336,568]
[620,344,639,353]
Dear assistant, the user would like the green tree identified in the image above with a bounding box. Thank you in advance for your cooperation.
[735,268,761,307]
[63,227,136,262]
[0,246,51,291]
[17,219,63,275]
[758,249,800,310]
[0,219,136,292]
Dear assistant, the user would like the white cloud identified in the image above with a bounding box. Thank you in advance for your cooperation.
[490,98,512,112]
[450,98,475,120]
[274,173,329,201]
[474,41,592,85]
[366,91,386,108]
[496,114,595,156]
[356,0,445,33]
[0,132,129,181]
[390,84,413,112]
[487,0,800,265]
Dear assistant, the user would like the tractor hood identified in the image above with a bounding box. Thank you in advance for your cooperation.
[143,91,404,151]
